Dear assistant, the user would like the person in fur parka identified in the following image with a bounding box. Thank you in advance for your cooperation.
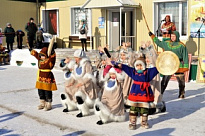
[140,41,166,113]
[94,66,126,125]
[71,49,99,117]
[111,56,159,130]
[58,58,78,112]
[117,48,141,108]
[94,46,108,89]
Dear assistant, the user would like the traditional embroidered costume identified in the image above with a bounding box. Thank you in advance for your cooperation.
[113,57,158,130]
[161,15,176,41]
[71,49,99,117]
[122,61,158,105]
[31,47,57,111]
[94,67,125,125]
[59,59,78,112]
[94,52,107,89]
[117,48,135,104]
[150,31,188,98]
[140,43,166,113]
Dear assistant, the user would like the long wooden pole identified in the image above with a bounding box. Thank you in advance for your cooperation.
[139,3,157,52]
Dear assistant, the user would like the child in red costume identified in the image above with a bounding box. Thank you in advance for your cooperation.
[30,47,57,111]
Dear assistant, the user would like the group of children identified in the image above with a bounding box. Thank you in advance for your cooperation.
[56,42,164,130]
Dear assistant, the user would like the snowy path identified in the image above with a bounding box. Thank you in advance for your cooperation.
[0,66,205,136]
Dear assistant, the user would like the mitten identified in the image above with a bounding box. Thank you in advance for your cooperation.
[111,61,120,68]
[111,61,119,66]
[60,59,66,67]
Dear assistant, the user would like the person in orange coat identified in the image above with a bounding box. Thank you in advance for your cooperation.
[30,47,57,111]
[161,15,176,41]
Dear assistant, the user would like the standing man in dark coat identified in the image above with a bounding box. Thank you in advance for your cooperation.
[4,23,15,52]
[25,17,37,50]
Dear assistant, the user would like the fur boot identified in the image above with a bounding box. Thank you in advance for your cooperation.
[44,102,52,111]
[94,99,111,124]
[75,91,90,117]
[38,99,46,110]
[129,113,137,130]
[141,114,149,129]
[76,101,90,117]
[60,92,77,112]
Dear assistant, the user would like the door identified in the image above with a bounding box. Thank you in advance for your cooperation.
[122,11,133,48]
[108,10,134,51]
[111,12,120,51]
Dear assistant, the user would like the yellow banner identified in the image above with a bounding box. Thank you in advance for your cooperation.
[190,0,205,38]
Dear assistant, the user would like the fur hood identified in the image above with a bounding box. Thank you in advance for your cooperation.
[73,57,96,84]
[101,67,126,82]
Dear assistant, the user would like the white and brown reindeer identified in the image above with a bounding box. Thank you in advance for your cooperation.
[140,41,166,113]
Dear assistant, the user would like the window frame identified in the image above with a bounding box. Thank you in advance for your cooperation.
[41,8,59,36]
[70,7,92,36]
[153,0,188,40]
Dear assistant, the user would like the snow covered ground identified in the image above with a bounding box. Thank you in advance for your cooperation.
[0,65,205,136]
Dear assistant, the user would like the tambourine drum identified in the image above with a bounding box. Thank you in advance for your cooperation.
[156,51,180,75]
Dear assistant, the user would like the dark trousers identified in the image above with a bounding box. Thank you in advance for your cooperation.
[17,41,23,49]
[38,89,52,102]
[80,39,87,51]
[36,41,43,49]
[7,43,13,52]
[161,74,185,97]
[28,36,34,49]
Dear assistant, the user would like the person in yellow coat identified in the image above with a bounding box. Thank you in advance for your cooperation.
[30,47,57,111]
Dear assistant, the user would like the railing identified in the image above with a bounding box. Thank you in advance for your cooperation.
[61,35,135,50]
[121,36,135,49]
[61,35,106,49]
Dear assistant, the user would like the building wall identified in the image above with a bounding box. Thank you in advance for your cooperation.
[42,0,149,50]
[187,0,205,55]
[135,0,153,51]
[40,0,73,48]
[41,0,106,49]
[92,8,107,49]
[135,0,205,55]
[42,0,204,55]
[0,0,36,46]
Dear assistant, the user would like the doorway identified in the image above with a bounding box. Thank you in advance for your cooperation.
[108,10,134,51]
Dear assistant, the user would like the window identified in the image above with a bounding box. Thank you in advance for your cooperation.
[71,8,91,36]
[154,1,188,38]
[42,9,59,35]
